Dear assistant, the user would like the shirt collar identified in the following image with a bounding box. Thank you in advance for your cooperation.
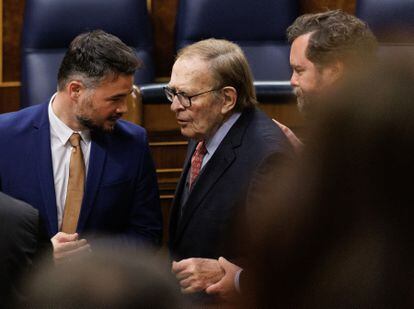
[48,93,91,146]
[204,112,241,155]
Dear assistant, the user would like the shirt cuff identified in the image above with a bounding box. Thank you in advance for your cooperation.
[234,269,243,293]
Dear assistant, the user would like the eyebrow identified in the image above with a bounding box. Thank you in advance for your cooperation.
[108,89,133,100]
[291,64,304,70]
[167,86,189,94]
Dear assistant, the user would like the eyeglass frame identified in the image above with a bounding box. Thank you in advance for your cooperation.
[164,86,222,108]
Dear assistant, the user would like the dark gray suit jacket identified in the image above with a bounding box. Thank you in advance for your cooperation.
[0,192,40,305]
[169,107,292,260]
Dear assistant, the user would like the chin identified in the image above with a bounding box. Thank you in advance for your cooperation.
[182,127,203,139]
[88,122,116,133]
[180,129,193,138]
[102,123,116,132]
[296,97,306,113]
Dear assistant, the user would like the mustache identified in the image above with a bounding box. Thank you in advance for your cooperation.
[293,87,302,97]
[108,114,122,121]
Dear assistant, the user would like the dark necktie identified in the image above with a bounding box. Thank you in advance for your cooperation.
[61,133,85,233]
[189,140,207,190]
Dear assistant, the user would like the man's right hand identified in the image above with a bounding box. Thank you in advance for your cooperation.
[172,258,224,294]
[51,232,90,263]
[273,119,303,153]
[206,257,242,301]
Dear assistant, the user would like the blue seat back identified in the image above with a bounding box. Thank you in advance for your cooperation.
[175,0,299,80]
[21,0,154,107]
[356,0,414,56]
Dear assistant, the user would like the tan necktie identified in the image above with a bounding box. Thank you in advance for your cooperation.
[189,140,207,190]
[61,133,85,233]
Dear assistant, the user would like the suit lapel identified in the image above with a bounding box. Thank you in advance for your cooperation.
[175,144,236,242]
[169,140,196,244]
[173,109,254,245]
[33,104,58,236]
[77,132,107,232]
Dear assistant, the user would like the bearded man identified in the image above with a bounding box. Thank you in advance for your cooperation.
[0,30,162,262]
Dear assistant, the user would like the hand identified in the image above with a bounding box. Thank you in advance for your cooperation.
[206,257,242,300]
[273,119,303,153]
[51,232,90,264]
[172,258,224,294]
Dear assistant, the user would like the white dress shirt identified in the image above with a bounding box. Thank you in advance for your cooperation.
[48,94,91,230]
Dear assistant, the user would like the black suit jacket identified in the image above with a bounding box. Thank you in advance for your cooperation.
[169,107,292,260]
[0,192,41,305]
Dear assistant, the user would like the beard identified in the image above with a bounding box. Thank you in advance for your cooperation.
[293,87,319,118]
[76,95,119,133]
[76,115,117,133]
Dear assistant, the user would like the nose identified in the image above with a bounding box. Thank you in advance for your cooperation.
[170,95,184,113]
[116,97,128,115]
[290,72,299,88]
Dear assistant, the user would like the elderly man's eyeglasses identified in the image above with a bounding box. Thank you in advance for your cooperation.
[164,86,221,108]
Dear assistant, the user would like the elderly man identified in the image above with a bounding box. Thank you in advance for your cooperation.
[0,30,162,263]
[205,10,377,300]
[166,38,291,300]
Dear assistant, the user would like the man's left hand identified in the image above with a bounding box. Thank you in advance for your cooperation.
[206,257,242,300]
[172,258,224,294]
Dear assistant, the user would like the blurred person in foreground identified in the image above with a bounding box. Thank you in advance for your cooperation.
[206,9,378,300]
[244,55,414,308]
[0,30,162,264]
[21,245,183,308]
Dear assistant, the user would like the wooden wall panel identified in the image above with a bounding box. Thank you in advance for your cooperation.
[300,0,356,14]
[3,0,24,82]
[0,85,19,113]
[0,0,24,113]
[151,0,179,80]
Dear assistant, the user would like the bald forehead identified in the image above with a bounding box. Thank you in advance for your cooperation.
[290,33,312,63]
[170,56,215,91]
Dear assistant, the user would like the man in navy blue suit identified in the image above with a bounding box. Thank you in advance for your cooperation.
[0,30,162,262]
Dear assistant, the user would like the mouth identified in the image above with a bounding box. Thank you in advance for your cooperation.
[108,115,121,122]
[293,88,302,98]
[176,119,189,125]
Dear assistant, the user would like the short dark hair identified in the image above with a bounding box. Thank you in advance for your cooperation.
[57,30,141,90]
[287,10,377,67]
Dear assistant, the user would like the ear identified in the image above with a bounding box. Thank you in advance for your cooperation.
[67,81,84,101]
[220,86,237,114]
[323,60,344,85]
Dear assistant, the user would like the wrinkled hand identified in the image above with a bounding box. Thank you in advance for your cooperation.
[51,232,90,264]
[172,258,224,294]
[273,119,303,153]
[206,257,242,300]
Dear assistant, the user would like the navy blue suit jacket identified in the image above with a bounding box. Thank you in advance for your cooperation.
[169,107,292,260]
[0,103,162,247]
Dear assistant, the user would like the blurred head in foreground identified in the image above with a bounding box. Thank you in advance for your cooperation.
[246,55,414,308]
[22,246,182,308]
